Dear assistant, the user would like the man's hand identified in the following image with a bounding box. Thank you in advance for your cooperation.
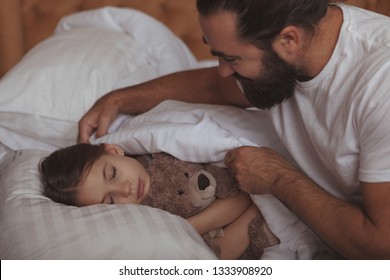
[224,146,301,194]
[77,92,121,143]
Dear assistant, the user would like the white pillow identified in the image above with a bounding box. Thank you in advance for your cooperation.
[0,26,145,151]
[0,26,148,123]
[56,6,199,75]
[0,149,217,259]
[0,7,199,151]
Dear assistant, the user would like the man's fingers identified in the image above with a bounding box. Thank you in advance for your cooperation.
[77,121,97,143]
[94,114,114,138]
[224,150,235,170]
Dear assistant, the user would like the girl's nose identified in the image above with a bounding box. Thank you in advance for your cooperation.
[217,59,235,78]
[116,181,132,197]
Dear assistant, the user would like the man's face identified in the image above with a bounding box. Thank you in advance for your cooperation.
[200,12,299,109]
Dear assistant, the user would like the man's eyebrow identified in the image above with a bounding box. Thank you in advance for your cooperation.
[210,49,226,57]
[202,35,239,59]
[210,49,240,60]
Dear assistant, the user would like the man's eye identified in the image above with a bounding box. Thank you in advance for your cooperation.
[223,57,237,63]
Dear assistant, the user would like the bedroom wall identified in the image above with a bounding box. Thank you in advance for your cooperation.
[0,0,389,78]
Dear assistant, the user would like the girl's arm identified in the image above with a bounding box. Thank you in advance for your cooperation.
[214,203,261,259]
[186,190,252,235]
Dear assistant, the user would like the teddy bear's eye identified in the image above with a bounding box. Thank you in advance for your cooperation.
[184,172,190,178]
[178,189,184,195]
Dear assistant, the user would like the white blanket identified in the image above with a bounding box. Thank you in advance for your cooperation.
[90,100,286,163]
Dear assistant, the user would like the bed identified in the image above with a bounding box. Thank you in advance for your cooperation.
[0,0,388,260]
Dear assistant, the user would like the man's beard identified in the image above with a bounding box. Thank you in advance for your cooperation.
[234,49,298,110]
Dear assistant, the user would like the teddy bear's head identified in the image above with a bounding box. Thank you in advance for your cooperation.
[141,153,221,218]
[185,168,217,208]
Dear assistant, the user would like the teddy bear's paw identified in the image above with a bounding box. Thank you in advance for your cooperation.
[250,214,280,248]
[238,214,280,259]
[250,214,280,250]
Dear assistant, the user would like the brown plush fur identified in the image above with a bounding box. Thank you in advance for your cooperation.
[141,153,278,259]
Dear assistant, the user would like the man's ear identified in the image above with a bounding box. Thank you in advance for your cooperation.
[103,143,125,156]
[272,25,302,59]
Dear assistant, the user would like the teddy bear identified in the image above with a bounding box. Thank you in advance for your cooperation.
[140,152,279,259]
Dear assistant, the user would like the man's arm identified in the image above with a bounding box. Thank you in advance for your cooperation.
[225,146,390,259]
[273,179,390,259]
[78,67,249,143]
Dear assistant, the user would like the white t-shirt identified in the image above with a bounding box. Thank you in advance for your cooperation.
[270,4,390,205]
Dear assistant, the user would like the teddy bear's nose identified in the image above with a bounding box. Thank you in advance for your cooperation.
[197,173,210,190]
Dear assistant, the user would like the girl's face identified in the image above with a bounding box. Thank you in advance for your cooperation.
[76,145,151,206]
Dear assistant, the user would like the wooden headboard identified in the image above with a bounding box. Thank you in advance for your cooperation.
[0,0,389,78]
[0,0,212,77]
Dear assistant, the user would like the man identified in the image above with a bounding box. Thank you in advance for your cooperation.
[78,0,390,259]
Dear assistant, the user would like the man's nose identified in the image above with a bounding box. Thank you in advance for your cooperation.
[218,59,235,77]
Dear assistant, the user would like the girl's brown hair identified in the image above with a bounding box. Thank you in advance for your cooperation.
[39,143,105,206]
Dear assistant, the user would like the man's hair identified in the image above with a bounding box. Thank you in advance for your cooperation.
[196,0,331,48]
[39,143,105,206]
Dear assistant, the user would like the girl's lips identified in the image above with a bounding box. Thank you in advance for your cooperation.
[137,178,144,200]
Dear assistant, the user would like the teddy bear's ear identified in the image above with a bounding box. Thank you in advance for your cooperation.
[204,164,239,198]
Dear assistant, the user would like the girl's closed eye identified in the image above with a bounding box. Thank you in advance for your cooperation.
[111,166,117,180]
[223,56,237,63]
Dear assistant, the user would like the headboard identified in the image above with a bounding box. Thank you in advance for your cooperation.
[0,0,389,77]
[0,0,212,77]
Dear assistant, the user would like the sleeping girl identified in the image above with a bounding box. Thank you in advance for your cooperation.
[38,143,278,259]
